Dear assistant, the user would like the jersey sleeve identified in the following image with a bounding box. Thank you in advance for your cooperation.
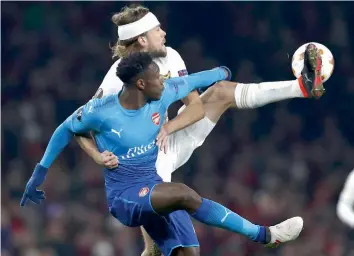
[65,100,103,134]
[39,100,103,168]
[94,60,123,98]
[167,47,188,77]
[161,67,229,107]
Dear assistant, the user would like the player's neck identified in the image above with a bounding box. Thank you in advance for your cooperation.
[119,86,147,110]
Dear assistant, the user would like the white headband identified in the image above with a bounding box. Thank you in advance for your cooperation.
[118,12,160,41]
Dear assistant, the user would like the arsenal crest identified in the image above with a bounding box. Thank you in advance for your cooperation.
[151,112,160,126]
[139,187,149,197]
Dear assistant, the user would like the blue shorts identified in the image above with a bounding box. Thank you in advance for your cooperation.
[109,182,199,256]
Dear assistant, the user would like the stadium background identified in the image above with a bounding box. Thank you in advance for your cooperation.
[2,2,354,255]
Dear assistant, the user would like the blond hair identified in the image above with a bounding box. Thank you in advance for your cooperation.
[111,5,150,59]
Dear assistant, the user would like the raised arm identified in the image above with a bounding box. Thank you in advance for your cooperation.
[161,67,231,108]
[20,102,101,206]
[156,67,230,152]
[165,91,204,134]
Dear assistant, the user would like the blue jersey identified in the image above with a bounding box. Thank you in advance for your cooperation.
[39,68,229,206]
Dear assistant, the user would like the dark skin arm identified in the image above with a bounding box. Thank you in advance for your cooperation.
[75,134,118,168]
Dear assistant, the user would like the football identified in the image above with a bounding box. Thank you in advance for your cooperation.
[291,42,335,83]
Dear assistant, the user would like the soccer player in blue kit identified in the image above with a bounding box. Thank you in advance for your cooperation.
[21,52,303,256]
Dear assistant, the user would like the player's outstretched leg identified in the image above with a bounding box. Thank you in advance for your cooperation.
[150,183,303,247]
[194,43,324,123]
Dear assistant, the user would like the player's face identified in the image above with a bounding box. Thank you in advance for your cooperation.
[144,26,167,58]
[143,63,164,100]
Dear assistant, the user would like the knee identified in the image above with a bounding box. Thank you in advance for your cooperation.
[208,80,237,102]
[173,183,201,210]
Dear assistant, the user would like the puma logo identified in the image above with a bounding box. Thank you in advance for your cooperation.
[221,207,232,223]
[111,128,123,138]
[303,74,312,83]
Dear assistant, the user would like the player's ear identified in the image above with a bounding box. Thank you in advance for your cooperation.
[137,36,148,47]
[136,78,145,91]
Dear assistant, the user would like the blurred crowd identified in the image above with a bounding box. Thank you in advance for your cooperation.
[2,2,354,256]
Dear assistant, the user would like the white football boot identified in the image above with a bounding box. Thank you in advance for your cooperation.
[265,216,304,248]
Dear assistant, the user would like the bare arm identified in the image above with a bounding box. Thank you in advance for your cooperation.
[75,135,100,163]
[156,67,230,152]
[75,134,118,169]
[164,90,204,134]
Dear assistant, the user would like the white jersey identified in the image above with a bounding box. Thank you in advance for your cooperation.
[95,47,188,98]
[337,169,354,228]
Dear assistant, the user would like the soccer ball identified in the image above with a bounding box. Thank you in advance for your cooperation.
[291,42,334,83]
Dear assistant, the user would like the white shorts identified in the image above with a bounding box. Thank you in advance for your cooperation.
[155,107,215,182]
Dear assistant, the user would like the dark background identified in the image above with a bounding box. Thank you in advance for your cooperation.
[2,2,354,255]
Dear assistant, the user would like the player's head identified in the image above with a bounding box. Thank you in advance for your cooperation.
[111,5,167,59]
[116,52,164,100]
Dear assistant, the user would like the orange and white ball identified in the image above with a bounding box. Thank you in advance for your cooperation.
[292,42,334,83]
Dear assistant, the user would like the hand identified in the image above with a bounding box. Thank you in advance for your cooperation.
[220,66,232,80]
[96,150,119,169]
[20,164,48,206]
[156,125,170,154]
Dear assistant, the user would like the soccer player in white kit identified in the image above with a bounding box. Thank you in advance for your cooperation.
[75,5,324,255]
[337,169,354,228]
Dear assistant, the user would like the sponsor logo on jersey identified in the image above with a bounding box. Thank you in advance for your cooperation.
[152,112,160,126]
[178,69,188,77]
[139,187,149,197]
[120,141,156,160]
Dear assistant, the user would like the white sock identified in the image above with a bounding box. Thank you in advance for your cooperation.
[234,79,304,109]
